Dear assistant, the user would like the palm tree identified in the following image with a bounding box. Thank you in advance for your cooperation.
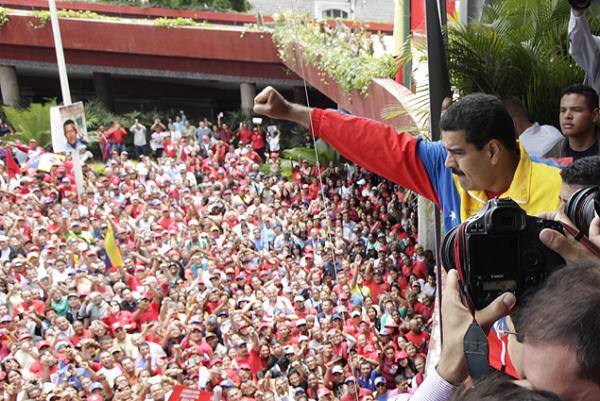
[447,0,600,127]
[1,101,57,149]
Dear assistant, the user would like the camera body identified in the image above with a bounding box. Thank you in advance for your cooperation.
[442,199,566,309]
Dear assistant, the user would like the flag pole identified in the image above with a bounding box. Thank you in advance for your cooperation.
[48,0,84,199]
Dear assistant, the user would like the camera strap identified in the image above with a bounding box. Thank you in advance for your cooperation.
[560,223,600,258]
[464,322,492,380]
[453,225,493,380]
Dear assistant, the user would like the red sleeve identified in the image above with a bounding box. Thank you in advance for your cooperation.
[310,109,440,205]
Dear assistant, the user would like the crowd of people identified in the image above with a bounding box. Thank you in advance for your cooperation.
[0,112,437,401]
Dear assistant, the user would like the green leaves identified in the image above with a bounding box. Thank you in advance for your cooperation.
[0,7,9,28]
[282,139,340,166]
[447,0,599,126]
[1,101,58,149]
[272,13,397,96]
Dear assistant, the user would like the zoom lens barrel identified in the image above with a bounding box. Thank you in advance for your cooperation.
[565,186,600,235]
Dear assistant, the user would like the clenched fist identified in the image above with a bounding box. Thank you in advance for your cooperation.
[254,86,312,128]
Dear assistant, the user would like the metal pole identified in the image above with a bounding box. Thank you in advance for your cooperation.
[48,0,84,199]
[48,0,71,106]
[425,0,451,345]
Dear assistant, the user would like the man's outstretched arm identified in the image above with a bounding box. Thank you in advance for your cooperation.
[254,86,441,206]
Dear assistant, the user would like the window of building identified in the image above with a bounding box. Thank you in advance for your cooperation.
[322,8,348,19]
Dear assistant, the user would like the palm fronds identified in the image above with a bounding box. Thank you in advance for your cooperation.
[447,0,600,126]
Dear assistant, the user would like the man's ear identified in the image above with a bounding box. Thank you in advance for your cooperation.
[487,140,501,165]
[592,107,600,124]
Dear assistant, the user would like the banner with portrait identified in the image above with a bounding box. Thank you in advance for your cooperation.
[50,102,88,153]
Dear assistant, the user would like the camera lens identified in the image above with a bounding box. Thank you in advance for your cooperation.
[441,225,458,271]
[569,0,593,11]
[565,186,600,235]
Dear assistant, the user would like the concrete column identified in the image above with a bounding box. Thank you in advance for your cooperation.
[240,82,256,114]
[0,66,20,107]
[417,195,436,252]
[93,72,114,112]
[293,86,307,105]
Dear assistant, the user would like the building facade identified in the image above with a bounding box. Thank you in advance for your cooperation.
[250,0,395,23]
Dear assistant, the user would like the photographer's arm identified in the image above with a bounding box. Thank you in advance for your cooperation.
[568,8,600,78]
[408,270,516,401]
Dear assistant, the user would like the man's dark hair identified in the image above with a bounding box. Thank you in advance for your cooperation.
[450,373,560,401]
[561,84,599,110]
[440,93,517,153]
[63,119,76,129]
[517,263,600,386]
[560,156,600,185]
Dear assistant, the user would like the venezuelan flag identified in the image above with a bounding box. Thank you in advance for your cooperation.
[105,224,124,269]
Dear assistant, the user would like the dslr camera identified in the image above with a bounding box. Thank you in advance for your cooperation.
[441,199,565,309]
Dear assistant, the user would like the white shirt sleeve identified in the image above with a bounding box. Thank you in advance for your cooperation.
[408,368,457,401]
[569,12,600,77]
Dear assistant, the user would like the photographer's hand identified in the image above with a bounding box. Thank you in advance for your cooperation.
[538,211,600,263]
[437,270,516,385]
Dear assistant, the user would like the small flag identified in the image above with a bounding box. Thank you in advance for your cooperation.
[104,224,124,269]
[5,147,19,179]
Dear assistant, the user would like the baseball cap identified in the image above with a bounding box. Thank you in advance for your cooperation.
[294,388,306,395]
[89,382,103,392]
[351,311,361,317]
[332,365,344,374]
[189,315,202,325]
[296,319,307,327]
[220,380,235,388]
[374,377,386,386]
[345,376,356,383]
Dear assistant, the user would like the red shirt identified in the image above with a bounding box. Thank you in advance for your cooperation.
[108,127,127,144]
[239,129,253,144]
[251,133,265,150]
[14,300,45,316]
[137,302,160,324]
[405,330,430,351]
[364,278,389,303]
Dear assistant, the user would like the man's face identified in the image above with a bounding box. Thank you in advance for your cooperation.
[522,341,600,401]
[559,183,584,212]
[64,123,78,145]
[443,130,494,192]
[559,94,599,138]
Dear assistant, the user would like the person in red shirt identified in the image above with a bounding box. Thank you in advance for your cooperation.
[363,268,389,304]
[238,122,253,144]
[13,289,45,317]
[134,296,160,326]
[107,120,128,156]
[404,318,430,352]
[251,127,266,161]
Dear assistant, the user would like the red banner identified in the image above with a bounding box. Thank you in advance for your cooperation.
[168,386,212,401]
